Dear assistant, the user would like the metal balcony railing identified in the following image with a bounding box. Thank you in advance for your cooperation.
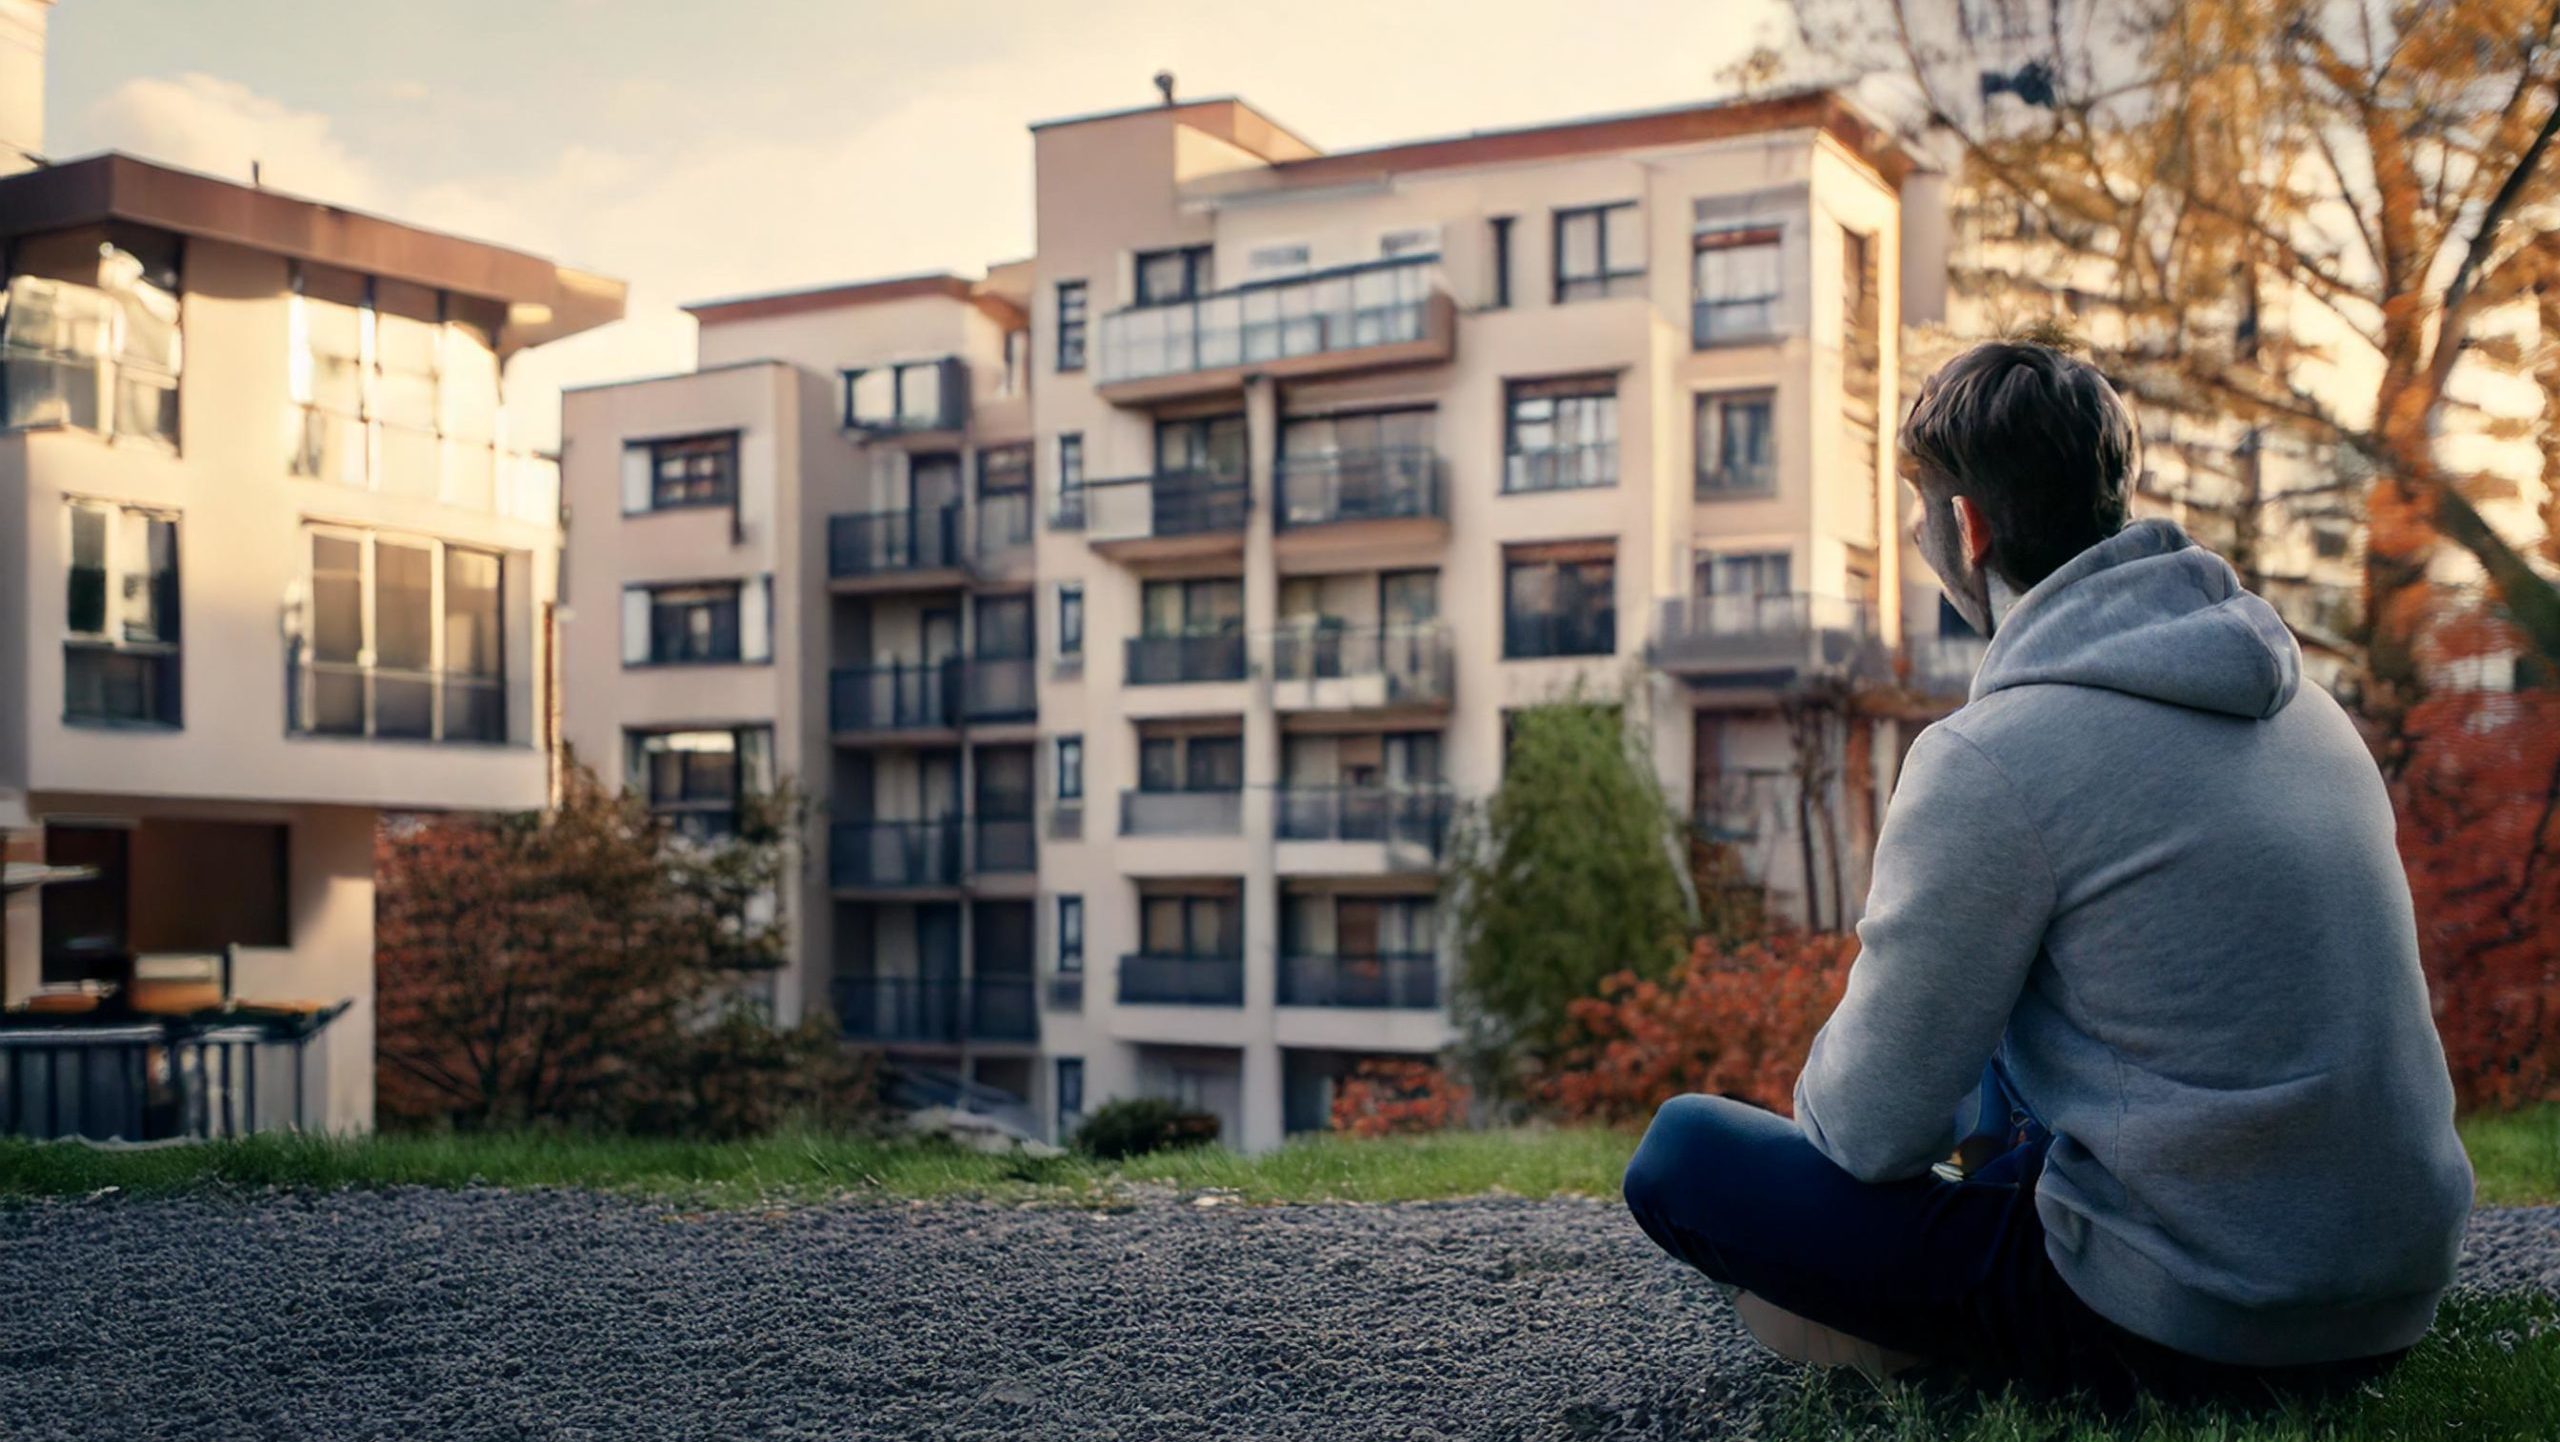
[973,815,1037,873]
[1274,446,1445,528]
[830,660,960,733]
[1117,953,1246,1007]
[1097,256,1443,385]
[1120,788,1244,837]
[0,1019,339,1141]
[1650,593,1878,676]
[290,660,507,744]
[1125,631,1248,685]
[828,506,961,578]
[960,656,1037,722]
[830,976,962,1044]
[1503,608,1617,660]
[1277,952,1440,1010]
[1268,622,1453,704]
[967,976,1038,1042]
[973,492,1034,565]
[1081,470,1250,543]
[1272,786,1453,854]
[828,819,964,889]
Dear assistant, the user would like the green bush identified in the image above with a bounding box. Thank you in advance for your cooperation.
[1073,1097,1221,1160]
[620,1007,880,1140]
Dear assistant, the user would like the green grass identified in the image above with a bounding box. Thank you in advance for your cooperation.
[2460,1104,2560,1207]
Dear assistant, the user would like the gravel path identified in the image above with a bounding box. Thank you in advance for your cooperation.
[1,1189,2553,1442]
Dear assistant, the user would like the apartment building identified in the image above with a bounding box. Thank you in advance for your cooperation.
[561,87,1933,1150]
[0,8,625,1135]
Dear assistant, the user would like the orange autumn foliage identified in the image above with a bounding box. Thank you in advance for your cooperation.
[1329,1059,1471,1137]
[1543,929,1858,1124]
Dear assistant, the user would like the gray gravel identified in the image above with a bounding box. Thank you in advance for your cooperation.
[0,1189,2552,1442]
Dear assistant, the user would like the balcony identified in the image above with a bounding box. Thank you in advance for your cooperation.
[1268,623,1453,713]
[1274,447,1446,532]
[971,492,1035,574]
[1093,257,1456,404]
[842,357,968,437]
[0,1012,344,1141]
[973,814,1037,874]
[1900,635,1989,703]
[967,976,1038,1042]
[1120,787,1243,837]
[830,976,961,1045]
[1125,631,1248,686]
[828,507,964,590]
[830,661,959,739]
[1274,786,1452,855]
[1277,952,1439,1010]
[1503,608,1617,661]
[1117,953,1245,1007]
[1081,471,1250,560]
[959,656,1037,724]
[1650,593,1887,689]
[289,662,509,745]
[828,819,963,892]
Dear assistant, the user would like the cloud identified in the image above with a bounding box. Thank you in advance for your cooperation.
[84,73,384,207]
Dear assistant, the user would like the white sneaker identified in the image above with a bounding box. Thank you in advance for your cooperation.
[1731,1291,1922,1382]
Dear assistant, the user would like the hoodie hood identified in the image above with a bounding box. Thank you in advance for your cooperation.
[1969,519,2301,719]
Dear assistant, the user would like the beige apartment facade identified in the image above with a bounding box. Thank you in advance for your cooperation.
[560,88,1942,1150]
[0,52,624,1134]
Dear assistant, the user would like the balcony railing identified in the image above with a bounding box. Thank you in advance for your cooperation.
[828,819,963,889]
[974,815,1037,873]
[831,976,962,1044]
[289,660,507,744]
[1277,952,1440,1010]
[1273,786,1453,855]
[1117,953,1245,1007]
[1082,470,1249,543]
[1650,593,1878,677]
[1120,788,1243,837]
[968,976,1038,1042]
[1048,487,1087,532]
[0,1016,340,1141]
[830,660,959,733]
[1274,446,1445,529]
[1097,257,1443,386]
[1126,631,1248,685]
[960,656,1037,722]
[1503,608,1617,660]
[828,506,961,579]
[1269,622,1453,705]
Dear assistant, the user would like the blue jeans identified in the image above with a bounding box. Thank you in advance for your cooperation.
[1621,1066,2407,1406]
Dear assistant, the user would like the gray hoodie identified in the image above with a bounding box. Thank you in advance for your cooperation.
[1793,518,2474,1367]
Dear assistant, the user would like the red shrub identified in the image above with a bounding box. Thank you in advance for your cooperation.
[1329,1059,1471,1137]
[1542,930,1858,1124]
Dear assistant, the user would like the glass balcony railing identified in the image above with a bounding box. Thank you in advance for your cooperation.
[1119,788,1243,837]
[1272,785,1452,854]
[1277,952,1439,1010]
[1125,631,1247,685]
[1117,953,1245,1007]
[1274,446,1444,528]
[1096,257,1443,387]
[1651,593,1878,676]
[828,506,962,579]
[1081,470,1249,543]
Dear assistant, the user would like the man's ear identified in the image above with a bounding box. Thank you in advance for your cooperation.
[1951,494,1995,570]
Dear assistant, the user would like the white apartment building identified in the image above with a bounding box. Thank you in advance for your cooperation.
[0,0,625,1135]
[563,87,1939,1150]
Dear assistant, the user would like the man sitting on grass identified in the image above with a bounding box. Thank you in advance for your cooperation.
[1623,340,2475,1405]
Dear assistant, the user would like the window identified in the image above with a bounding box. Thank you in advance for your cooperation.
[1055,1057,1085,1133]
[1057,583,1085,660]
[622,576,775,667]
[1055,281,1088,371]
[1052,432,1085,527]
[1505,548,1617,659]
[1142,892,1241,956]
[1504,376,1618,493]
[1134,245,1213,307]
[63,501,180,727]
[2,229,183,447]
[1057,897,1084,972]
[1698,551,1792,599]
[297,529,510,742]
[1000,328,1029,398]
[1692,227,1783,344]
[1488,216,1514,309]
[1138,733,1242,792]
[283,264,507,505]
[844,358,956,432]
[1695,391,1777,497]
[976,443,1033,555]
[628,727,772,841]
[625,432,737,513]
[975,594,1034,662]
[1141,577,1244,636]
[1553,202,1643,302]
[1154,414,1247,479]
[1054,736,1084,801]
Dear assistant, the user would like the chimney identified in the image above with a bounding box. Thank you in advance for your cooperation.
[0,0,52,177]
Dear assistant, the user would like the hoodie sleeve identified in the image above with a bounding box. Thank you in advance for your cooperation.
[1794,724,2057,1182]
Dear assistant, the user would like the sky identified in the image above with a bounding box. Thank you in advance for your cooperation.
[44,0,1790,447]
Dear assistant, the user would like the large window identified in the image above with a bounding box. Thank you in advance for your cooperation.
[1698,551,1793,600]
[1055,281,1088,372]
[625,432,737,512]
[1142,892,1242,957]
[628,727,772,841]
[1141,577,1244,637]
[1553,202,1643,303]
[1695,391,1777,497]
[844,358,956,432]
[63,501,180,727]
[286,264,508,506]
[1504,376,1618,493]
[298,529,508,742]
[1154,413,1247,478]
[642,583,741,664]
[1138,733,1244,793]
[1134,245,1213,307]
[1692,227,1783,344]
[1,228,184,448]
[1504,548,1617,659]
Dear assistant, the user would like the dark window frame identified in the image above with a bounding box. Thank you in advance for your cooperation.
[644,581,745,665]
[1054,735,1084,801]
[1133,244,1214,307]
[1057,582,1085,658]
[1503,551,1619,660]
[1694,389,1779,498]
[628,725,767,841]
[841,358,956,432]
[1691,225,1784,345]
[1502,375,1619,494]
[1552,201,1644,303]
[634,431,738,513]
[1488,215,1514,309]
[63,500,182,729]
[1057,896,1085,971]
[1054,281,1088,372]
